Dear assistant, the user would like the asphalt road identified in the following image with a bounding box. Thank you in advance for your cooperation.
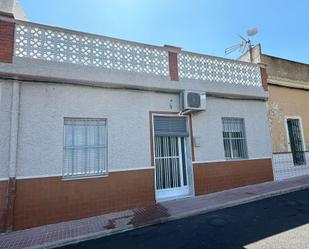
[62,189,309,249]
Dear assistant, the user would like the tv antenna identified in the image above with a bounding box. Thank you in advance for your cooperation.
[224,28,258,62]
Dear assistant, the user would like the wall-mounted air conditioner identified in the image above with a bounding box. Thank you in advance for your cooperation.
[180,90,206,112]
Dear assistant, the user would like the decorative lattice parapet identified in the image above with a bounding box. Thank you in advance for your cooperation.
[179,52,262,87]
[14,22,169,76]
[13,21,263,88]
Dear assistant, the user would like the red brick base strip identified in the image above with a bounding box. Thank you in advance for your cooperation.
[193,158,274,195]
[0,181,8,233]
[5,177,17,232]
[12,169,155,231]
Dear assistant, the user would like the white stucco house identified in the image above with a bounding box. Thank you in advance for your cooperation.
[0,2,273,232]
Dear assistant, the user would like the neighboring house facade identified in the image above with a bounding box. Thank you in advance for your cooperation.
[240,44,309,181]
[0,7,273,232]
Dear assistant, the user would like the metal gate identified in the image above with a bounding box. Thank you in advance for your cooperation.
[154,135,189,200]
[287,118,306,165]
[153,115,191,201]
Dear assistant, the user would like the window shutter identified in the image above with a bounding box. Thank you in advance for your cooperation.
[154,116,188,137]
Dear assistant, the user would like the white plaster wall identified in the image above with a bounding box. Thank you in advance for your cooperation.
[16,83,179,177]
[16,83,272,178]
[192,96,272,162]
[0,0,15,14]
[0,0,27,20]
[0,81,12,179]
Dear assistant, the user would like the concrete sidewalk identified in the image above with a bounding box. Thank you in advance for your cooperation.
[1,175,309,249]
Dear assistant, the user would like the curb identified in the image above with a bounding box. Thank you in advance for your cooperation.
[25,182,309,249]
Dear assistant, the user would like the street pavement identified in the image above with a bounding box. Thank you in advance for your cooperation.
[61,188,309,249]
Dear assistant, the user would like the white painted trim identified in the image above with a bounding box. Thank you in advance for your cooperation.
[156,186,190,202]
[16,174,62,180]
[152,113,182,118]
[284,116,306,152]
[109,167,154,172]
[15,167,154,180]
[192,157,272,164]
[64,168,152,181]
[62,174,109,181]
[0,178,9,181]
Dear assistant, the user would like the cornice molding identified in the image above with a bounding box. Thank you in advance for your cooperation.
[268,76,309,90]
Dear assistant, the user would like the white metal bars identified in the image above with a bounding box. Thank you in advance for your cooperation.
[63,118,107,178]
[222,118,248,159]
[154,136,187,190]
[286,118,306,165]
[179,52,262,87]
[14,22,169,76]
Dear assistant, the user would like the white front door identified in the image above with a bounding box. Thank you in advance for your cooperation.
[154,135,189,201]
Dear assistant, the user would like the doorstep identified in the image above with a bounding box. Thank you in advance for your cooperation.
[1,174,309,249]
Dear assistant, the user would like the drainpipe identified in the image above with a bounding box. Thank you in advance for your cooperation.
[6,81,20,232]
[0,0,18,232]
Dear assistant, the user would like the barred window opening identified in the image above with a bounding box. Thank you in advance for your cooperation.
[222,118,248,160]
[63,118,108,178]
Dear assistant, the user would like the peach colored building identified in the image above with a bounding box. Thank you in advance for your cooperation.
[241,44,309,180]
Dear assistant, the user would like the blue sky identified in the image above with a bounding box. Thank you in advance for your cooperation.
[19,0,309,64]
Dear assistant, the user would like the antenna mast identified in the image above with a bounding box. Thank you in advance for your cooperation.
[224,28,258,62]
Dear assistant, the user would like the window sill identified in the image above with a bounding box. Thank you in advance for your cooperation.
[62,173,108,181]
[225,158,249,161]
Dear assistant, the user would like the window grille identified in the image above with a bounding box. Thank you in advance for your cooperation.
[154,136,188,190]
[287,118,306,166]
[222,118,248,159]
[63,118,107,178]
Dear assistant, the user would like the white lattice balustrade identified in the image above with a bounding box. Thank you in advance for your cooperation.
[179,53,262,87]
[14,22,262,87]
[14,23,169,76]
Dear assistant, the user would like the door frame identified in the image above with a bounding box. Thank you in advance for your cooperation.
[149,112,195,202]
[284,116,306,153]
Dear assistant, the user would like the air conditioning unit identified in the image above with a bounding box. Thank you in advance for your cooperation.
[180,90,206,112]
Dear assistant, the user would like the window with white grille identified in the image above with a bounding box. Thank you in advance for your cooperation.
[222,118,248,160]
[63,118,107,178]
